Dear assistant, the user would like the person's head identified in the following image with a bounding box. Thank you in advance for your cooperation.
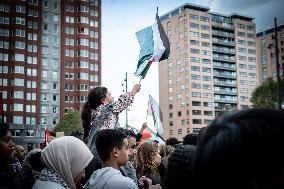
[23,149,45,172]
[41,136,93,189]
[0,123,14,160]
[96,129,129,167]
[164,144,196,189]
[81,86,111,139]
[197,127,206,145]
[183,133,198,146]
[193,109,284,189]
[120,128,137,158]
[166,137,180,147]
[135,141,161,178]
[159,144,175,159]
[14,145,26,160]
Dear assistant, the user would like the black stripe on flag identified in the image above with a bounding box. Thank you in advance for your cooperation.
[156,13,170,61]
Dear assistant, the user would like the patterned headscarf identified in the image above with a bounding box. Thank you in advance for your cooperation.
[41,136,93,189]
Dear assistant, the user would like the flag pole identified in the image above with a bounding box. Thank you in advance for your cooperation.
[139,76,142,84]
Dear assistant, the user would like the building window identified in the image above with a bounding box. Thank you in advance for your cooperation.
[27,130,35,137]
[178,111,182,116]
[12,130,21,137]
[193,119,202,124]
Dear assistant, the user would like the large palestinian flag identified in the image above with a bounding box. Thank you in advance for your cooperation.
[135,11,170,79]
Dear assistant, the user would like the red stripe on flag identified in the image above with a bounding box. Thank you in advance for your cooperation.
[147,58,154,66]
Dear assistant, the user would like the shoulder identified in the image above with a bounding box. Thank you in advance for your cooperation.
[32,180,66,189]
[107,174,137,189]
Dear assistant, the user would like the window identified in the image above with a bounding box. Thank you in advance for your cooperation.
[12,130,21,137]
[189,31,199,37]
[204,111,213,116]
[192,92,201,98]
[193,119,202,124]
[191,66,200,71]
[15,29,25,37]
[201,33,210,39]
[178,111,182,116]
[200,16,209,22]
[27,130,35,137]
[192,101,201,106]
[16,5,25,13]
[201,25,209,31]
[248,57,256,62]
[15,17,25,25]
[13,115,23,124]
[192,110,201,115]
[237,32,246,37]
[190,23,199,29]
[189,14,199,20]
[248,49,256,54]
[238,47,246,53]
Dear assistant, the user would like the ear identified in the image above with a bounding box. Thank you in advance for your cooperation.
[112,148,119,158]
[101,98,106,104]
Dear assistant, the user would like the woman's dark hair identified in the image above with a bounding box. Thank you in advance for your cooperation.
[0,122,10,138]
[163,144,196,189]
[183,133,198,146]
[165,137,180,147]
[81,86,108,139]
[193,109,284,189]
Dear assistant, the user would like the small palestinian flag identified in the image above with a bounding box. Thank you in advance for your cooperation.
[135,10,170,79]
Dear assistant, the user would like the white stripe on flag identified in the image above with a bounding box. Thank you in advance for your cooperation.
[134,57,153,76]
[152,17,165,62]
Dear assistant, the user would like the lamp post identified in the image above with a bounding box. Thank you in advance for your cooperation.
[122,72,128,128]
[268,18,282,110]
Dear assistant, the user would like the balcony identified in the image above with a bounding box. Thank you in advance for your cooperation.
[214,89,237,95]
[212,21,235,30]
[213,72,236,79]
[213,57,236,63]
[214,81,237,87]
[214,98,237,103]
[212,39,235,47]
[212,30,234,38]
[213,47,235,55]
[213,64,236,71]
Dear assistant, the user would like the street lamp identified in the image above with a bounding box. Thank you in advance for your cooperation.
[122,72,129,128]
[267,18,282,110]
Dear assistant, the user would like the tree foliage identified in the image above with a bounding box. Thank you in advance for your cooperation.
[251,77,284,109]
[53,111,83,135]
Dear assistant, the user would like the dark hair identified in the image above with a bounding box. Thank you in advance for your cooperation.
[95,129,127,162]
[183,134,198,146]
[117,128,136,139]
[166,137,180,147]
[30,151,45,172]
[0,122,10,138]
[164,144,195,189]
[197,127,206,145]
[81,86,108,139]
[193,109,284,189]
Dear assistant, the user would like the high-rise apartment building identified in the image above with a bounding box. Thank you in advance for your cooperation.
[159,3,258,140]
[256,24,284,83]
[0,0,101,150]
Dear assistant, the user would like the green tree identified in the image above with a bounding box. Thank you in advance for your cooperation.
[251,77,284,109]
[53,111,83,135]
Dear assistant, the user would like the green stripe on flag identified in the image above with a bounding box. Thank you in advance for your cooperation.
[135,53,153,78]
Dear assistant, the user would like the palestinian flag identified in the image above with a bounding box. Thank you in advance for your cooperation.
[135,11,170,79]
[147,95,164,136]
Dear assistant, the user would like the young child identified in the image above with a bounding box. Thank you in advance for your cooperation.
[81,84,141,182]
[81,84,141,140]
[84,129,161,189]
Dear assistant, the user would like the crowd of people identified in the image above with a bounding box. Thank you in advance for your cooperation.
[1,83,284,189]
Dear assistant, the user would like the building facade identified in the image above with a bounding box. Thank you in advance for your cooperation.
[0,0,101,150]
[256,24,284,84]
[159,3,258,140]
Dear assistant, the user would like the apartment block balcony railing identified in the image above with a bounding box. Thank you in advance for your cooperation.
[214,98,237,103]
[212,30,235,38]
[212,39,235,46]
[213,57,236,63]
[213,72,236,78]
[214,81,237,87]
[213,47,235,54]
[213,64,236,71]
[214,89,237,95]
[212,21,235,30]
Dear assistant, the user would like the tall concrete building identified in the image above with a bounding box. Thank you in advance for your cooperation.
[256,24,284,83]
[159,3,258,140]
[0,0,101,150]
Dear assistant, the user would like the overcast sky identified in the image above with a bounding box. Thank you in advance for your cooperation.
[101,0,284,130]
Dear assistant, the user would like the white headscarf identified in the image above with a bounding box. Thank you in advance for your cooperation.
[41,136,93,189]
